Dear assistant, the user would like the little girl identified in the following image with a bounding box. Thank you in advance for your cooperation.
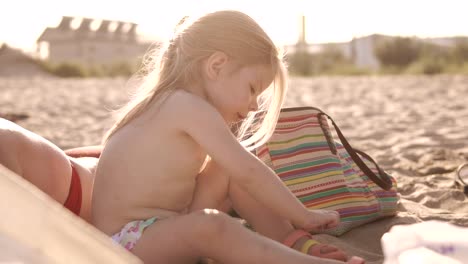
[92,10,363,264]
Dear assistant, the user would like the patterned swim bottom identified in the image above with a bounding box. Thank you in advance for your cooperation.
[111,217,158,251]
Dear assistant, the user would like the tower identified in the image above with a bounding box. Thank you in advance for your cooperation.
[299,14,306,44]
[296,14,307,53]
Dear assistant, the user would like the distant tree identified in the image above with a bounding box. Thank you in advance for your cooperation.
[452,38,468,64]
[420,42,451,61]
[374,37,421,68]
[287,45,364,76]
[313,46,349,73]
[106,62,135,77]
[53,63,87,78]
[288,49,313,76]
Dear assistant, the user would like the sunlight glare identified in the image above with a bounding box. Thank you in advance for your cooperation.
[1,0,467,52]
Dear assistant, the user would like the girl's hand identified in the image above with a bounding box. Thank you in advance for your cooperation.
[296,209,340,233]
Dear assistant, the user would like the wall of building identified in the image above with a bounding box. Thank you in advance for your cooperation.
[37,17,152,67]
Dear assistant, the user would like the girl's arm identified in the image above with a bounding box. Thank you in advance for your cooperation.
[171,92,324,229]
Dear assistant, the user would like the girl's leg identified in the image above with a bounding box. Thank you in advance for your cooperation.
[189,160,231,212]
[190,159,292,238]
[191,159,349,262]
[229,181,349,261]
[131,209,347,264]
[0,119,72,203]
[229,180,293,239]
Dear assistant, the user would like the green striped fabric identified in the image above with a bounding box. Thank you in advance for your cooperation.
[255,107,399,236]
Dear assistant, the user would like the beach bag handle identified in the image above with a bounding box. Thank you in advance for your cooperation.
[318,112,393,190]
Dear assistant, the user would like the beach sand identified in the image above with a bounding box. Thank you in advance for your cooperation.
[1,74,467,263]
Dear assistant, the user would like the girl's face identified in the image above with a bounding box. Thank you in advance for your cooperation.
[205,63,274,124]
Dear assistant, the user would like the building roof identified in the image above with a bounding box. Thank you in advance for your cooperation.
[37,16,140,43]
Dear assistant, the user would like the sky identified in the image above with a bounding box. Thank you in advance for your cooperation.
[1,0,467,53]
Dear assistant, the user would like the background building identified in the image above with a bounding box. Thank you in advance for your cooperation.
[287,15,464,70]
[36,16,153,67]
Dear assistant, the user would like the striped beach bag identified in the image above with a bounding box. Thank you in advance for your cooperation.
[255,107,399,236]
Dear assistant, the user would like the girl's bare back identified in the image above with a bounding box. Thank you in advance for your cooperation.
[92,91,212,235]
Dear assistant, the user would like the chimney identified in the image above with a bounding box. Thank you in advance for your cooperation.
[127,23,137,42]
[97,20,111,32]
[96,20,112,40]
[75,18,93,39]
[77,18,93,32]
[57,16,74,30]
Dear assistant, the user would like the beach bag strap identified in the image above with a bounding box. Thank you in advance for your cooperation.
[319,112,394,190]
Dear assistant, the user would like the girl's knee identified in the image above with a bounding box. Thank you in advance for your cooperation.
[189,209,235,239]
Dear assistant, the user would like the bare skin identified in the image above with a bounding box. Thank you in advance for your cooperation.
[190,161,357,262]
[0,118,97,222]
[91,57,351,264]
[0,116,362,264]
[93,91,362,264]
[93,57,339,230]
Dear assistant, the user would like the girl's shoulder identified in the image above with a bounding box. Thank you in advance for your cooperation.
[165,90,208,105]
[162,90,218,117]
[161,90,229,138]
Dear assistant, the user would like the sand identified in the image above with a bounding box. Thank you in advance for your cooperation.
[1,74,467,263]
[0,45,52,77]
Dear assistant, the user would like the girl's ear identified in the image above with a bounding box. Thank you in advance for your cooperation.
[204,51,228,80]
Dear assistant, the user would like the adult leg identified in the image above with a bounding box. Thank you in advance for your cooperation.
[0,119,71,203]
[131,209,349,264]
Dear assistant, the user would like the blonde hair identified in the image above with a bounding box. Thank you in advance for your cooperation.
[103,10,288,150]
